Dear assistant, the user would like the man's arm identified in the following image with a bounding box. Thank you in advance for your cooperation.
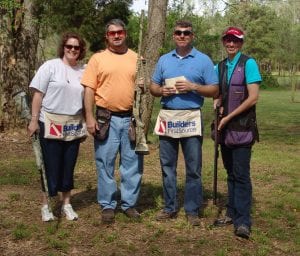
[218,83,259,130]
[84,86,98,135]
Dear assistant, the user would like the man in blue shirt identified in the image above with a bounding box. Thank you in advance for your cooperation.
[213,27,262,239]
[150,20,218,226]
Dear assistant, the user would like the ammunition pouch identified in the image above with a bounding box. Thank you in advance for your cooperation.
[128,116,136,144]
[95,107,111,141]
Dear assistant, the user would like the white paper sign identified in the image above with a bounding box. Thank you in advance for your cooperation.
[164,76,186,94]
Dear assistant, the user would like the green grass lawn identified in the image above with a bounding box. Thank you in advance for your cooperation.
[0,90,299,255]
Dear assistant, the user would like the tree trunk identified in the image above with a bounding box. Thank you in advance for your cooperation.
[142,0,168,135]
[0,0,39,130]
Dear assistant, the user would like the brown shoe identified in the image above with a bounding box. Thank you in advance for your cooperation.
[156,210,177,221]
[124,208,141,219]
[186,214,201,226]
[101,208,115,224]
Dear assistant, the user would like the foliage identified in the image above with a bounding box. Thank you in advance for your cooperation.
[37,0,133,52]
[0,0,22,12]
[260,72,280,89]
[162,0,300,73]
[223,2,278,63]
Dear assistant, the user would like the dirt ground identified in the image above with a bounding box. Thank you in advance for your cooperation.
[0,130,298,256]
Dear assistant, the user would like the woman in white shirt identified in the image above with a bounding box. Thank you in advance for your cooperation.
[28,32,86,222]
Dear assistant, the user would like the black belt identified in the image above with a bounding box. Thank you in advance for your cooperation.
[162,107,200,110]
[96,106,132,117]
[111,111,132,117]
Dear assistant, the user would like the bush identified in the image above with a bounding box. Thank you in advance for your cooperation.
[260,72,280,89]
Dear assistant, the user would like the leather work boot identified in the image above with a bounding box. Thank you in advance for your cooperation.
[101,208,115,224]
[124,208,141,220]
[155,210,177,221]
[186,214,201,226]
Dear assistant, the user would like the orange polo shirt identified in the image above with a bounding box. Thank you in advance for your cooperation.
[81,49,137,112]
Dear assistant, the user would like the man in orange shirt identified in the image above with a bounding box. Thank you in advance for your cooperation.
[81,19,143,224]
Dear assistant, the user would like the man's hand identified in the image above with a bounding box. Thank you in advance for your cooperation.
[86,115,99,136]
[161,86,177,96]
[175,79,195,93]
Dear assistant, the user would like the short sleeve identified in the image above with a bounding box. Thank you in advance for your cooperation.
[245,58,262,84]
[81,54,100,89]
[29,61,52,93]
[151,57,164,86]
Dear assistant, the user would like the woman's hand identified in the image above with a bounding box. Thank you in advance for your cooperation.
[28,119,40,137]
[218,115,230,131]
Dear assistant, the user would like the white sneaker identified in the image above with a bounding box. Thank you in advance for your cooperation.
[62,204,78,221]
[41,205,55,222]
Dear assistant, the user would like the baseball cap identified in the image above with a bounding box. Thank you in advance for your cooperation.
[222,27,244,39]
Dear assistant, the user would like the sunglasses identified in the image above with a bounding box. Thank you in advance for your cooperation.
[174,30,193,36]
[64,44,80,51]
[107,30,126,37]
[223,37,243,43]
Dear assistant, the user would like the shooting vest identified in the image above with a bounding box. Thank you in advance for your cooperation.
[218,54,259,147]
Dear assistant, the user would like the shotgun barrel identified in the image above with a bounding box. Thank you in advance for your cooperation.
[213,102,221,205]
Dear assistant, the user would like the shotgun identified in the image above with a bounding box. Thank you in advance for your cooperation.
[213,100,221,205]
[13,91,52,213]
[132,10,149,155]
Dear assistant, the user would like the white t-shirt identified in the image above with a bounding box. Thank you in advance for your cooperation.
[30,58,85,122]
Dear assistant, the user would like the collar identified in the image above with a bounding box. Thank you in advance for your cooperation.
[226,51,242,65]
[171,47,196,58]
[107,47,128,55]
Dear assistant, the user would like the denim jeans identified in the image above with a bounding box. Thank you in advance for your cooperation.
[221,145,252,228]
[94,115,143,211]
[159,136,203,215]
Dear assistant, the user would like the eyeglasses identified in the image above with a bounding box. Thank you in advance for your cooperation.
[107,30,126,37]
[64,44,80,51]
[174,30,193,36]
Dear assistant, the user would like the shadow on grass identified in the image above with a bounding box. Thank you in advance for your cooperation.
[71,188,97,210]
[69,181,233,217]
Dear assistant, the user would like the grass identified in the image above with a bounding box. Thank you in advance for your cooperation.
[0,159,36,185]
[0,90,299,255]
[12,223,31,240]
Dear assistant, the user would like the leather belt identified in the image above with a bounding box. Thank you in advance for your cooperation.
[96,106,132,117]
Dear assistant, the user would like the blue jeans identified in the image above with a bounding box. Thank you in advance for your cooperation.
[221,145,252,228]
[159,136,203,215]
[94,115,143,211]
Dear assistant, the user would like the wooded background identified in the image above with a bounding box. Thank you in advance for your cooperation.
[0,0,299,131]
